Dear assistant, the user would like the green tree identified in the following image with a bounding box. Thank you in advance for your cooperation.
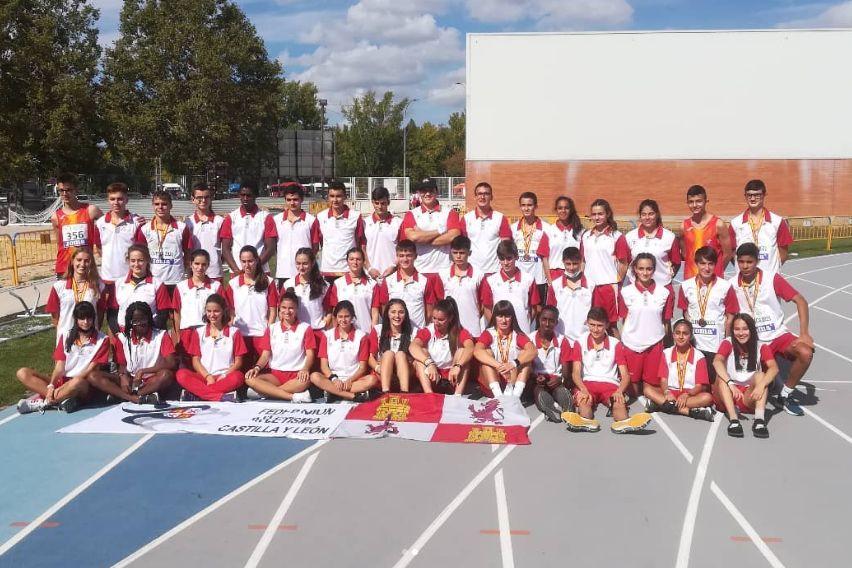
[0,0,103,182]
[441,111,465,176]
[280,80,325,130]
[101,0,283,178]
[405,121,449,182]
[336,90,408,176]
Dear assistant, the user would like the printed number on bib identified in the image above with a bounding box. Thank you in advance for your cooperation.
[62,224,88,247]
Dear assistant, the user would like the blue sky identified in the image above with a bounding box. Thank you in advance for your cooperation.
[91,0,852,125]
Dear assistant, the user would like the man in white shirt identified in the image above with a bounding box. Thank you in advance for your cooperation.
[314,181,366,278]
[459,181,512,275]
[220,181,276,275]
[184,182,225,279]
[273,184,317,286]
[437,235,484,336]
[401,177,461,275]
[363,186,403,280]
[729,179,794,273]
[95,182,145,284]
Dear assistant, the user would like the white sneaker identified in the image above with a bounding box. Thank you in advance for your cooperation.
[17,396,47,414]
[292,391,312,403]
[245,387,263,400]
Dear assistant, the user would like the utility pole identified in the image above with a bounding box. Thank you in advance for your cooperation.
[319,98,327,191]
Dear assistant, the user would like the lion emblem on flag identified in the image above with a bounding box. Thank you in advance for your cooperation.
[365,418,399,435]
[468,399,505,424]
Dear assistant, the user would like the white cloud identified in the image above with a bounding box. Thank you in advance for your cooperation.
[779,1,852,27]
[466,0,633,28]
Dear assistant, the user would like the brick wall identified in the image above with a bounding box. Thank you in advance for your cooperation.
[465,159,852,218]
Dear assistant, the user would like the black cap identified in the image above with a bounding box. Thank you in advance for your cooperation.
[416,177,438,192]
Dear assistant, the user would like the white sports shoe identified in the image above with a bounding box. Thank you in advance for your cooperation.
[17,396,47,414]
[292,391,312,403]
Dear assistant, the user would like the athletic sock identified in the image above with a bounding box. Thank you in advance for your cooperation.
[755,407,766,421]
[490,382,504,397]
[781,385,794,398]
[512,381,526,397]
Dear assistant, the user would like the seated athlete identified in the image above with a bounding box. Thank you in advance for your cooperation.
[311,300,378,402]
[561,307,652,434]
[16,301,109,414]
[176,294,247,402]
[244,290,316,403]
[713,313,778,438]
[107,244,171,334]
[369,299,416,394]
[90,302,177,405]
[642,319,714,421]
[474,300,537,398]
[410,298,475,395]
[530,305,575,422]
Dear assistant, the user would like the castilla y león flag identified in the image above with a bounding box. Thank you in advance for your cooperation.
[332,393,531,445]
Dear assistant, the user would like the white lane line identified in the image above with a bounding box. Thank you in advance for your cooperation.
[813,342,852,365]
[814,305,852,323]
[786,274,852,297]
[0,433,154,556]
[675,415,722,568]
[392,414,545,568]
[0,412,21,427]
[494,470,514,568]
[113,440,327,568]
[788,260,852,277]
[710,482,786,568]
[652,414,694,463]
[491,444,499,453]
[803,408,852,446]
[784,282,852,324]
[244,452,319,568]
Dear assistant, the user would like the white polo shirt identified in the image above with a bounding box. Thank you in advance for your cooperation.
[544,221,582,272]
[437,264,484,336]
[625,226,682,286]
[363,213,403,275]
[401,203,461,274]
[728,269,798,342]
[134,219,192,284]
[46,279,108,344]
[113,329,175,374]
[657,347,709,392]
[95,211,146,282]
[280,274,328,329]
[369,323,415,356]
[717,339,774,386]
[374,271,442,328]
[580,227,630,287]
[109,274,171,330]
[677,276,738,352]
[185,213,225,279]
[224,275,278,337]
[618,281,674,352]
[325,273,379,332]
[480,269,540,333]
[573,332,627,386]
[477,327,531,364]
[53,332,110,377]
[416,325,474,369]
[220,206,276,273]
[512,218,551,284]
[729,209,793,273]
[318,328,370,377]
[172,278,223,330]
[529,330,573,378]
[315,207,365,275]
[187,324,248,375]
[546,272,592,341]
[460,209,512,275]
[259,320,316,372]
[273,210,317,279]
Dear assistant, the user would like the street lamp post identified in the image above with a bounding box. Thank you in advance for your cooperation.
[319,98,327,192]
[402,98,418,179]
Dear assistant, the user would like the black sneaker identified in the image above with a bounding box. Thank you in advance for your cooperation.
[727,419,744,438]
[782,396,804,417]
[59,397,79,413]
[688,407,716,422]
[661,400,678,414]
[352,391,371,403]
[534,388,562,422]
[552,385,573,412]
[138,392,161,405]
[325,392,341,403]
[752,418,770,439]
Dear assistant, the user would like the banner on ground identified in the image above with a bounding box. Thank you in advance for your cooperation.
[57,401,350,439]
[333,393,531,444]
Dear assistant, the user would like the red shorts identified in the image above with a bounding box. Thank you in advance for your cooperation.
[622,342,663,383]
[713,383,753,414]
[591,284,619,324]
[574,381,618,406]
[269,370,300,385]
[243,335,265,368]
[765,332,797,360]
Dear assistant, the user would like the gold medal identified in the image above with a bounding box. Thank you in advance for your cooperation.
[676,348,691,390]
[696,276,715,328]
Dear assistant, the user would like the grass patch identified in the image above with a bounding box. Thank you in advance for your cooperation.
[0,329,55,408]
[790,237,852,258]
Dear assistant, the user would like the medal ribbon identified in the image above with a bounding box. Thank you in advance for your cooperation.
[153,219,173,254]
[676,348,691,390]
[742,271,762,315]
[520,220,535,255]
[696,277,714,324]
[747,213,764,247]
[71,278,89,303]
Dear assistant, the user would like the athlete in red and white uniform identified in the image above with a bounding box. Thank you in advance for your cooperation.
[220,182,276,275]
[643,320,714,420]
[400,178,461,275]
[176,294,247,402]
[618,253,674,398]
[50,173,102,277]
[729,243,813,415]
[46,247,108,345]
[363,186,403,280]
[372,241,442,329]
[512,192,551,292]
[480,240,540,334]
[459,182,512,275]
[245,291,317,402]
[437,236,484,337]
[728,179,793,274]
[410,298,474,395]
[223,246,277,369]
[279,247,328,333]
[133,191,192,286]
[185,182,225,279]
[173,250,223,347]
[546,246,592,341]
[273,185,318,283]
[529,306,575,422]
[95,182,145,284]
[712,313,779,438]
[107,245,171,333]
[314,182,366,277]
[580,199,630,332]
[624,199,681,287]
[369,300,416,393]
[543,196,583,285]
[474,300,536,398]
[326,247,379,332]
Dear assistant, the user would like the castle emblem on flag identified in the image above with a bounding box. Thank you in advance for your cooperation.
[373,395,411,421]
[464,426,508,444]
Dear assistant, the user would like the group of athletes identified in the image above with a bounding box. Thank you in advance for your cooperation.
[14,174,814,438]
